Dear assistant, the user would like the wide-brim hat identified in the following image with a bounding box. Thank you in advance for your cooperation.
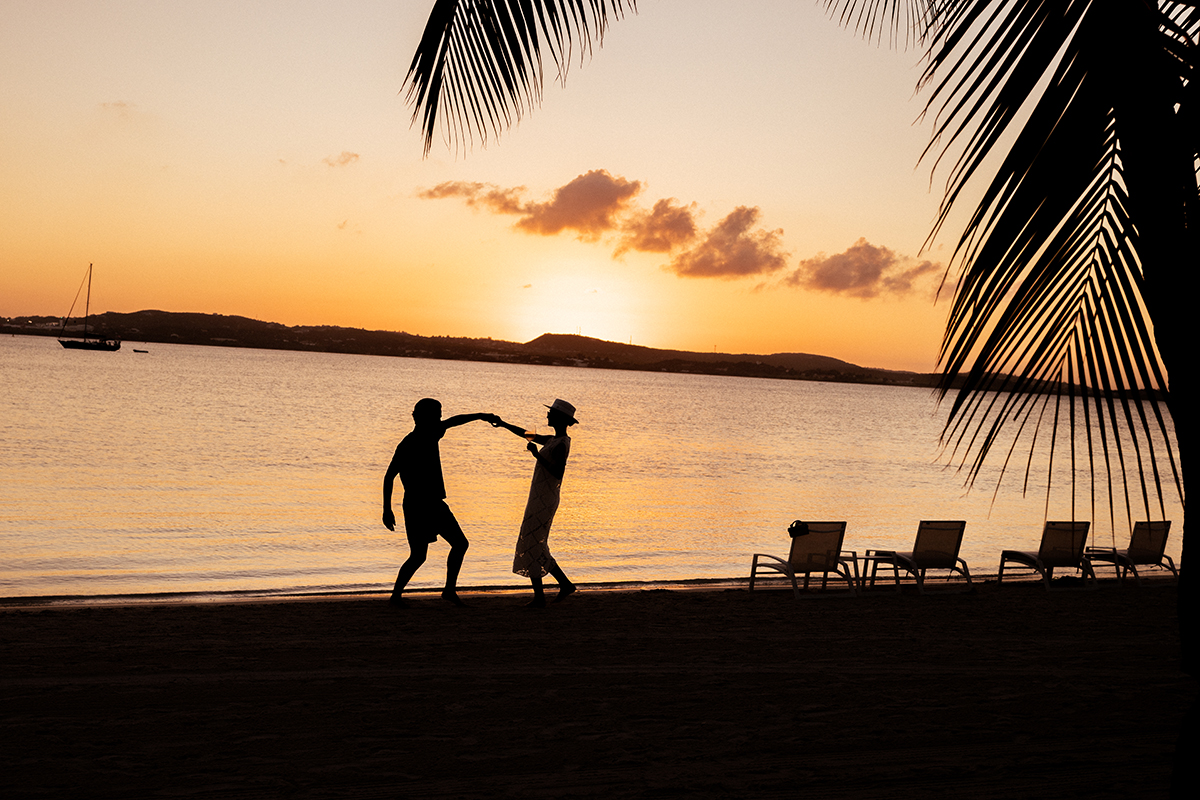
[544,398,578,424]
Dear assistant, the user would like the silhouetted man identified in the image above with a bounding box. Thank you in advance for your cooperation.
[383,398,496,607]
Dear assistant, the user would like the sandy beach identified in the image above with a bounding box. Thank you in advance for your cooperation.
[1,580,1192,799]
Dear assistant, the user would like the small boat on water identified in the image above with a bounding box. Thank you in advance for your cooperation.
[58,264,120,351]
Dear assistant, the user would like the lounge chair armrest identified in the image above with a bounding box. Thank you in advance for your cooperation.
[999,549,1039,565]
[1084,548,1123,565]
[751,553,790,568]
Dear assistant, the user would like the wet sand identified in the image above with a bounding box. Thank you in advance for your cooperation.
[1,581,1192,799]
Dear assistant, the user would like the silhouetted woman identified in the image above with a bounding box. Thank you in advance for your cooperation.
[493,399,578,606]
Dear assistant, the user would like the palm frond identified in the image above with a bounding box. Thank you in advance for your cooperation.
[822,0,940,48]
[404,0,635,155]
[921,0,1195,527]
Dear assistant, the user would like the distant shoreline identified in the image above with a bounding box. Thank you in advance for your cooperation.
[8,313,1159,398]
[3,310,938,388]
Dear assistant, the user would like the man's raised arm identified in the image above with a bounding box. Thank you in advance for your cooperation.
[442,412,498,429]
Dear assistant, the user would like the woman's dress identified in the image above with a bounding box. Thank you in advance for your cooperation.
[513,435,570,577]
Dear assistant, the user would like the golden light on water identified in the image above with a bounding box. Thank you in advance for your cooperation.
[1,337,1181,597]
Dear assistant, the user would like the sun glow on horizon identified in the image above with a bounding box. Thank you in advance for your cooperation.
[1,1,960,375]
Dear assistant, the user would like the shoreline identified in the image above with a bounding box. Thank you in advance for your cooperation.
[1,569,1178,610]
[2,321,932,387]
[0,577,755,609]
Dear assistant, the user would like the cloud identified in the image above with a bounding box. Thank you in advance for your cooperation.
[324,151,359,167]
[667,207,789,279]
[616,199,699,255]
[419,171,787,280]
[883,259,942,295]
[99,101,135,119]
[421,170,640,241]
[418,172,946,298]
[418,181,526,214]
[786,237,941,298]
[514,169,641,239]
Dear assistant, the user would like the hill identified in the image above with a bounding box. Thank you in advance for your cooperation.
[2,310,936,388]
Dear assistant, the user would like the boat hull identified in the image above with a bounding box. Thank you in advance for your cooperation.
[59,338,121,352]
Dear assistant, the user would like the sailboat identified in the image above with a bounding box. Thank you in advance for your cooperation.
[58,264,121,351]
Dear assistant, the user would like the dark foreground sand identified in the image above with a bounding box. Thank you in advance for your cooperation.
[1,581,1194,799]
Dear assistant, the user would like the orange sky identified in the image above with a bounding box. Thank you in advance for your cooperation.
[1,1,973,372]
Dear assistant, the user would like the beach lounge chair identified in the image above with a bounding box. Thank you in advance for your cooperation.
[862,520,971,594]
[749,521,858,597]
[1085,521,1176,585]
[997,521,1095,590]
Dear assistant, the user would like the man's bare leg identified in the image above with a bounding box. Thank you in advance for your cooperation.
[391,539,429,607]
[441,530,469,606]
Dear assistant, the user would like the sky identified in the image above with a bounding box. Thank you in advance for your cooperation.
[1,1,978,372]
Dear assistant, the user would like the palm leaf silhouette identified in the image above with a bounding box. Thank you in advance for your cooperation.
[404,0,635,155]
[906,1,1195,534]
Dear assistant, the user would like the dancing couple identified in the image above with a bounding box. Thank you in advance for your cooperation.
[381,397,578,608]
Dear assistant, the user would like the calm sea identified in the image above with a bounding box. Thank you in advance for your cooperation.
[0,334,1182,598]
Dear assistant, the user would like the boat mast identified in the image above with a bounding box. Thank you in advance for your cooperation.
[84,264,92,337]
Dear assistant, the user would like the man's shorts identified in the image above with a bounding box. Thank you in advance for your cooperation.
[401,498,466,546]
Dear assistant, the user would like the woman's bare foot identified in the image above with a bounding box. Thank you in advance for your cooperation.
[525,596,546,608]
[441,590,467,607]
[551,584,577,603]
